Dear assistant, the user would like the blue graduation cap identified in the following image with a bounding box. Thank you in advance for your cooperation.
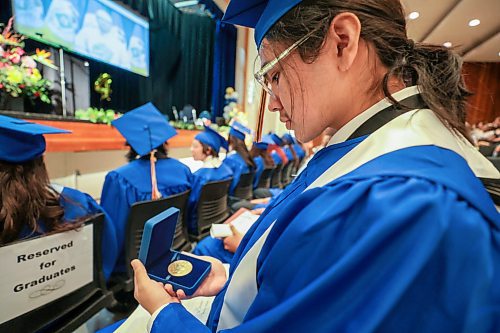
[229,121,252,141]
[253,141,269,150]
[261,134,276,145]
[112,102,177,156]
[270,133,283,146]
[195,126,229,153]
[0,115,70,163]
[223,0,302,47]
[282,133,296,144]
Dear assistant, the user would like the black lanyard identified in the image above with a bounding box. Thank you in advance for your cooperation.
[347,93,426,141]
[345,93,500,205]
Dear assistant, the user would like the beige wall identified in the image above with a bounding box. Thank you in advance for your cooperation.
[235,28,287,137]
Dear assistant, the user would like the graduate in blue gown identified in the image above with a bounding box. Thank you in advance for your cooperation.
[128,1,500,332]
[100,103,192,274]
[187,126,233,235]
[250,141,275,189]
[223,121,256,195]
[0,116,118,280]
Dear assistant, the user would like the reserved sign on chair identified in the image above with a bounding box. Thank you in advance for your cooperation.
[0,225,94,324]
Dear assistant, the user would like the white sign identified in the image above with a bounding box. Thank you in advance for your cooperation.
[0,224,94,324]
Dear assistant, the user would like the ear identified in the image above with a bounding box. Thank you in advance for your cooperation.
[328,12,361,72]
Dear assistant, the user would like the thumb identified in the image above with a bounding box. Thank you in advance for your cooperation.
[131,259,149,284]
[229,224,239,235]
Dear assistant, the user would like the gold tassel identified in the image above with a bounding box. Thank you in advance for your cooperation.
[150,149,162,200]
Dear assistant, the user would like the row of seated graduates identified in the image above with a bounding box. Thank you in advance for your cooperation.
[0,109,307,329]
[100,104,307,311]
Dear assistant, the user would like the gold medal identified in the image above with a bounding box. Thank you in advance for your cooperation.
[167,260,193,277]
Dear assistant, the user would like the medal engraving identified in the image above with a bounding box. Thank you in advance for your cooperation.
[167,260,193,277]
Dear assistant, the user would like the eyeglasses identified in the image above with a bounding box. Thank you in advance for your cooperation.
[254,29,318,98]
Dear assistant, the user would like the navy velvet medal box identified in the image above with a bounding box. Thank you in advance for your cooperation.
[138,207,211,295]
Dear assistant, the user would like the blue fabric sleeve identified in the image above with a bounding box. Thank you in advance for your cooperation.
[152,303,210,333]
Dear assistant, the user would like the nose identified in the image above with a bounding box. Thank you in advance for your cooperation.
[268,94,283,113]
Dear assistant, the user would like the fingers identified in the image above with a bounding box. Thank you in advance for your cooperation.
[176,288,188,300]
[131,259,149,286]
[164,283,176,296]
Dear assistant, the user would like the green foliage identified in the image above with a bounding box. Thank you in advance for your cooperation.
[75,107,119,125]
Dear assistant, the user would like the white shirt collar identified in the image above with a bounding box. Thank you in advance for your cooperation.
[203,155,222,168]
[328,86,421,146]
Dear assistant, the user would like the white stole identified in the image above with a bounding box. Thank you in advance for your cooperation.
[216,108,499,332]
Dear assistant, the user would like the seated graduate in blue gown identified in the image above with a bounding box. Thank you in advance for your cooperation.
[0,115,118,280]
[129,1,500,332]
[250,141,275,190]
[223,121,256,196]
[100,103,193,274]
[187,126,233,236]
[282,133,301,170]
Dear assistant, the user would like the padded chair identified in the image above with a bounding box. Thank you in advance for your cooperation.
[256,168,273,189]
[488,157,500,172]
[479,145,495,156]
[281,162,294,186]
[270,163,283,189]
[189,178,232,242]
[233,172,255,201]
[0,214,113,333]
[110,190,191,294]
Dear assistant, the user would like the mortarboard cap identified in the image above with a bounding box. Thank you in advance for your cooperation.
[261,134,276,145]
[195,126,229,153]
[282,133,296,144]
[112,102,177,156]
[223,0,302,47]
[229,121,252,141]
[253,141,269,150]
[0,115,70,163]
[270,133,283,145]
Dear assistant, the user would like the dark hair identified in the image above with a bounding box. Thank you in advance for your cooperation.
[125,142,169,162]
[250,144,275,168]
[201,142,219,158]
[229,135,257,169]
[265,0,471,141]
[0,157,81,245]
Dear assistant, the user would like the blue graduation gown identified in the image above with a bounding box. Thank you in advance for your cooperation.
[100,158,193,273]
[18,186,119,281]
[293,143,305,159]
[187,165,234,234]
[151,138,500,332]
[270,151,282,165]
[283,146,294,162]
[252,156,265,189]
[223,153,251,195]
[193,139,363,265]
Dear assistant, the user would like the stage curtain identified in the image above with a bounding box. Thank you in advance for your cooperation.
[90,0,215,118]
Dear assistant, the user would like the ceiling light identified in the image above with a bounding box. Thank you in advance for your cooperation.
[443,42,452,48]
[468,19,481,27]
[408,11,420,20]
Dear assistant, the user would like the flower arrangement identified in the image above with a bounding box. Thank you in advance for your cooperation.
[223,87,248,125]
[0,18,57,104]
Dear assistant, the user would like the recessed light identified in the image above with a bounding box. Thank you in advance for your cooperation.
[443,42,452,48]
[468,19,481,27]
[408,11,420,20]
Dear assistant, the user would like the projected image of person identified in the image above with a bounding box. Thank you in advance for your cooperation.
[13,0,46,29]
[128,24,147,73]
[75,6,129,67]
[43,0,82,46]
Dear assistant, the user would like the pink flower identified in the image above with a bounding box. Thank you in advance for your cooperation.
[13,47,25,56]
[0,83,3,89]
[8,52,21,64]
[0,62,4,68]
[21,56,36,68]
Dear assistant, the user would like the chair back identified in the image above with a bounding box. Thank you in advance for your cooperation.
[191,178,232,241]
[270,163,283,189]
[256,168,273,189]
[0,214,113,333]
[281,162,294,186]
[233,172,254,201]
[122,190,191,290]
